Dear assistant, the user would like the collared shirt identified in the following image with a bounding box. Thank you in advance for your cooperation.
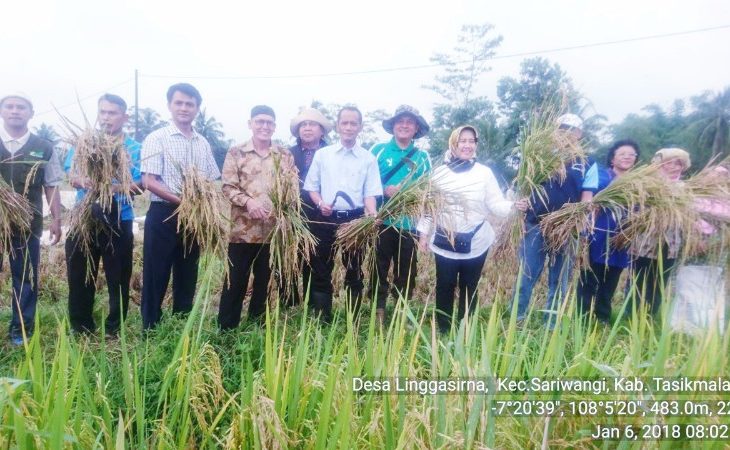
[64,135,142,221]
[371,138,432,230]
[140,124,220,202]
[222,140,297,243]
[303,140,382,210]
[0,127,63,186]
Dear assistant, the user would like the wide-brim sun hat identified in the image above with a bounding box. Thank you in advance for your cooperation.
[652,147,691,170]
[382,105,430,139]
[290,108,333,136]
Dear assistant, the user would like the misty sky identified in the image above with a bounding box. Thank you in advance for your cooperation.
[4,0,729,146]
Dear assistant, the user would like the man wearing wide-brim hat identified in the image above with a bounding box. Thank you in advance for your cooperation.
[370,105,432,326]
[284,107,333,307]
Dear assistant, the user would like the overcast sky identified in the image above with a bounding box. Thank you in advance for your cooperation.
[4,0,729,145]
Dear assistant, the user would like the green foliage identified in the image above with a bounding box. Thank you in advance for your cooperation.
[194,108,231,169]
[32,123,60,145]
[125,106,168,142]
[608,89,730,171]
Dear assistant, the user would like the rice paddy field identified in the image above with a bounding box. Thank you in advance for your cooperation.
[0,231,728,450]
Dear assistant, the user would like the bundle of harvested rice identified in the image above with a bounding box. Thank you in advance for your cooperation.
[174,166,229,265]
[268,152,317,296]
[492,103,585,259]
[62,118,135,262]
[540,165,666,253]
[0,176,34,254]
[335,171,461,269]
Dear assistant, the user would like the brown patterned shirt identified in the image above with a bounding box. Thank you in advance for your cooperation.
[222,140,297,243]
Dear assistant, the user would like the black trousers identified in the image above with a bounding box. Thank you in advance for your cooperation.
[66,219,134,333]
[141,202,200,330]
[371,226,417,309]
[1,233,40,338]
[218,243,272,329]
[434,251,488,332]
[631,255,675,316]
[308,218,364,320]
[577,262,624,323]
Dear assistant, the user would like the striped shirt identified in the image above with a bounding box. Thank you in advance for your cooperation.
[140,124,220,202]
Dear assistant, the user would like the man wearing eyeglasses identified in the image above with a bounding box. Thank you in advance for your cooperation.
[218,105,298,329]
[303,106,383,322]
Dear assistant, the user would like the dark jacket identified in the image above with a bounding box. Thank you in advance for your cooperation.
[0,134,54,235]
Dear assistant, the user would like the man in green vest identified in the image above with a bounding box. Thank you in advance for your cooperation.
[0,93,63,345]
[370,105,431,325]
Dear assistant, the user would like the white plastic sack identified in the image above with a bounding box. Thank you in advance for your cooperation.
[670,265,726,335]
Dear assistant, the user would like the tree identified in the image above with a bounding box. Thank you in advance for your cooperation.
[194,109,229,169]
[423,24,506,175]
[33,123,60,145]
[125,107,167,142]
[690,87,730,162]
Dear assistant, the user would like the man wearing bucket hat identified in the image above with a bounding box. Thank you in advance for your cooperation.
[0,92,63,345]
[512,113,599,326]
[284,108,333,306]
[369,105,432,325]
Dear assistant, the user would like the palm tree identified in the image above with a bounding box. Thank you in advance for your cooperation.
[33,123,60,145]
[691,87,730,160]
[126,107,168,142]
[194,109,228,169]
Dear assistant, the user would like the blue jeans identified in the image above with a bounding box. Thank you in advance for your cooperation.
[2,234,40,338]
[514,223,572,321]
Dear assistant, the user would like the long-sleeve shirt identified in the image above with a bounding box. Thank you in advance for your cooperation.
[418,162,513,260]
[221,140,297,243]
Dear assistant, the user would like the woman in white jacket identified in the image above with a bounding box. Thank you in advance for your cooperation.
[418,125,520,333]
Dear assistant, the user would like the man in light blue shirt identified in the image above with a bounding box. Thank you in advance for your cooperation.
[65,94,142,335]
[303,106,382,321]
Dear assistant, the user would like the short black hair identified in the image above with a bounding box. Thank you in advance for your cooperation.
[250,105,275,119]
[166,83,202,106]
[606,139,640,167]
[337,105,362,124]
[98,93,127,112]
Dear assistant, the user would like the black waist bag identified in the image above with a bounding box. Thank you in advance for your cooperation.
[432,222,484,254]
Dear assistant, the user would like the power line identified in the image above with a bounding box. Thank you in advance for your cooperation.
[140,24,730,80]
[34,78,133,117]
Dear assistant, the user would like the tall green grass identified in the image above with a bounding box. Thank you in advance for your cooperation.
[0,259,728,449]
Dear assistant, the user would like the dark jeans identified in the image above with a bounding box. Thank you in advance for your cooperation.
[434,251,488,333]
[371,226,417,310]
[631,254,675,316]
[308,217,364,321]
[218,243,272,329]
[577,262,624,323]
[514,223,572,320]
[66,220,134,334]
[141,202,200,330]
[1,233,40,338]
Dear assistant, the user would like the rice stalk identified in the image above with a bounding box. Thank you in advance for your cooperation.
[173,165,229,266]
[268,152,317,298]
[493,100,585,260]
[0,175,34,256]
[61,121,134,273]
[335,170,461,267]
[513,103,585,205]
[539,165,666,253]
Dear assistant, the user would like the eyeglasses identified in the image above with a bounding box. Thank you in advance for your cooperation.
[457,139,478,145]
[253,119,275,128]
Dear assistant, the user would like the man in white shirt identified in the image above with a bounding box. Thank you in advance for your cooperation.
[303,106,382,322]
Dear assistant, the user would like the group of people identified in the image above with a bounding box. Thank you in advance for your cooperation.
[0,83,711,344]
